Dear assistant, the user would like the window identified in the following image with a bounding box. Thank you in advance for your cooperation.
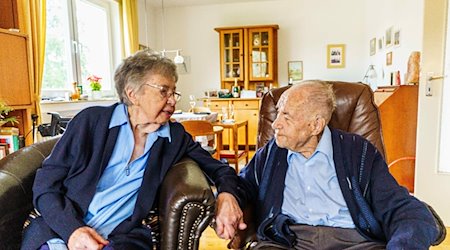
[42,0,121,98]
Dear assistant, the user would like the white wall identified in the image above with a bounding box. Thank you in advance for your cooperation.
[139,0,423,110]
[363,0,424,87]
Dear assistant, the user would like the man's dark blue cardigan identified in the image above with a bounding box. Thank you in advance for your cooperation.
[239,128,439,249]
[22,104,240,249]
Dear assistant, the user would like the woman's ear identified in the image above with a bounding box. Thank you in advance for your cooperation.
[126,86,138,106]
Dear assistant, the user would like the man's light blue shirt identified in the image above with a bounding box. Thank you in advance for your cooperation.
[47,104,171,249]
[281,126,355,228]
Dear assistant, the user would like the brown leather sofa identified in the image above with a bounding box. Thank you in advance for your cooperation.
[229,80,446,249]
[0,137,215,250]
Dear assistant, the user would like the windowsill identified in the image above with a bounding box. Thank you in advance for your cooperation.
[39,98,119,124]
[40,97,118,104]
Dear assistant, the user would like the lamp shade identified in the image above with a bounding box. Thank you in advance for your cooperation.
[174,52,184,64]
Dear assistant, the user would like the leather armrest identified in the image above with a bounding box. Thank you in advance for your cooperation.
[159,157,215,250]
[0,138,58,248]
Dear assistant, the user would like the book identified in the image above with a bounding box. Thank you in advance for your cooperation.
[0,127,19,153]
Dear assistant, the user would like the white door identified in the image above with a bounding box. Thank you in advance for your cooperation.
[415,0,450,225]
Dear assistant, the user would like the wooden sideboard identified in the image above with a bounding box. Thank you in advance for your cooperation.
[374,85,418,192]
[202,98,260,147]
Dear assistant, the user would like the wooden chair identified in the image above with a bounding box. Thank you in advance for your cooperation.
[181,120,223,160]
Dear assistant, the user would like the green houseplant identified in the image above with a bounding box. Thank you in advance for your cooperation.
[87,75,102,91]
[0,100,17,126]
[87,75,102,100]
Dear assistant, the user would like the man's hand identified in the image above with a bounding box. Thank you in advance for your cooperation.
[68,226,109,250]
[213,192,247,239]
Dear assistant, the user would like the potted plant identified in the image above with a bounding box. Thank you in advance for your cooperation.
[87,75,102,100]
[0,100,17,127]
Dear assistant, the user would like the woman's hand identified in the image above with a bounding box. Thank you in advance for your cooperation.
[213,192,247,239]
[68,226,109,250]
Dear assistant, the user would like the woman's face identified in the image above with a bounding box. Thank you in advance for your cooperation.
[129,73,177,125]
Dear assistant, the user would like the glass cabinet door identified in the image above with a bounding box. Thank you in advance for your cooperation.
[249,28,273,81]
[221,29,244,81]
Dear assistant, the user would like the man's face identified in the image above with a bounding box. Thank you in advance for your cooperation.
[271,89,317,153]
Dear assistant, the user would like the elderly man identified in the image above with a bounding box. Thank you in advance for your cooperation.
[238,81,440,249]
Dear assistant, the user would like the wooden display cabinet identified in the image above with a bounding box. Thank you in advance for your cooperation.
[215,25,278,92]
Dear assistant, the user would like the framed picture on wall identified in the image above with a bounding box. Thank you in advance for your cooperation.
[327,44,346,68]
[386,51,393,66]
[394,30,401,47]
[378,37,383,50]
[370,38,376,56]
[385,27,393,47]
[288,61,303,81]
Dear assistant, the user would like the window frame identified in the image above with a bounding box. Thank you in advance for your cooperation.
[41,0,121,98]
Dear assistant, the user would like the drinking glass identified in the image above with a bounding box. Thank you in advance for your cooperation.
[221,106,228,121]
[189,95,196,112]
[229,104,235,120]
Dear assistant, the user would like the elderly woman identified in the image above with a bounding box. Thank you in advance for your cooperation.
[22,51,245,250]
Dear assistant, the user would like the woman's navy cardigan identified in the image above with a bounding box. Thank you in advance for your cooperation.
[22,104,240,249]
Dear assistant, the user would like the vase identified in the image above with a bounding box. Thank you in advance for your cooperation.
[91,90,102,100]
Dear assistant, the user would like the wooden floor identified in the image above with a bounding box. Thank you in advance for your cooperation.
[199,227,229,250]
[431,228,450,249]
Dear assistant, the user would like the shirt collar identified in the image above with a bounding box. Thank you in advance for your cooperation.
[315,125,333,161]
[109,103,128,128]
[287,125,333,162]
[109,103,171,142]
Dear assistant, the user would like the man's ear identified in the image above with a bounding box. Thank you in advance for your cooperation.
[312,116,326,136]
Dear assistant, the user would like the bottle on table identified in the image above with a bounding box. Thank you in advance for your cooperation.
[232,78,240,98]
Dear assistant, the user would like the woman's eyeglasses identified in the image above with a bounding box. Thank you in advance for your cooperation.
[144,83,182,101]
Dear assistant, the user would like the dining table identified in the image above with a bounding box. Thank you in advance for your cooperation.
[170,111,218,123]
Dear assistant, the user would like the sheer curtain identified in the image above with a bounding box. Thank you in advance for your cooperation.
[119,0,139,56]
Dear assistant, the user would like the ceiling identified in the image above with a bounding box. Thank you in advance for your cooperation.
[146,0,274,8]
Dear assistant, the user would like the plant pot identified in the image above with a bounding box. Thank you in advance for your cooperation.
[91,90,102,100]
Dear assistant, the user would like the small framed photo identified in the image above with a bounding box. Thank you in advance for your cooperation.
[288,61,303,81]
[0,143,9,157]
[385,27,393,47]
[256,83,265,98]
[378,37,383,50]
[370,38,376,56]
[327,44,346,68]
[394,30,401,47]
[386,52,393,66]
